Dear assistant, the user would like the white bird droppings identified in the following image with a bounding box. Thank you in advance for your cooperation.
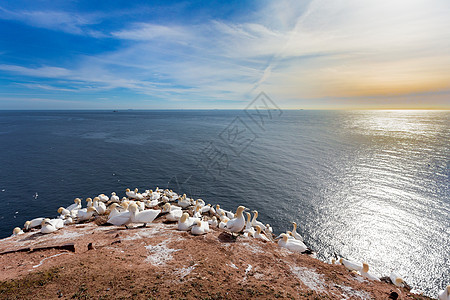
[290,266,327,293]
[145,239,181,266]
[32,252,70,269]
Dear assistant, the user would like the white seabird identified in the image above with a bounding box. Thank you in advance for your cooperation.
[11,227,24,236]
[243,212,255,237]
[77,207,98,222]
[107,210,132,226]
[251,210,265,229]
[66,198,82,212]
[40,218,57,234]
[438,285,450,300]
[48,218,64,229]
[191,220,210,235]
[57,207,70,217]
[254,225,270,242]
[278,233,309,253]
[129,203,160,225]
[110,192,120,203]
[360,263,380,281]
[390,272,405,287]
[177,213,192,231]
[208,216,218,228]
[24,218,45,230]
[166,208,183,222]
[291,222,303,241]
[98,194,109,202]
[339,258,363,272]
[125,188,137,199]
[224,206,246,234]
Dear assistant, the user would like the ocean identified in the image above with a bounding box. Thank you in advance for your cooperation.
[0,109,448,296]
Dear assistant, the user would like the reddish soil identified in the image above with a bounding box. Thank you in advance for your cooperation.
[0,217,434,300]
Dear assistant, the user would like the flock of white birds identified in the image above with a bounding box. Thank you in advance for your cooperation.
[9,187,449,299]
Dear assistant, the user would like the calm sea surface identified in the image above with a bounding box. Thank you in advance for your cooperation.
[0,110,448,295]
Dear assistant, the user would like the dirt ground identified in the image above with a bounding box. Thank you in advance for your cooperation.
[0,217,434,300]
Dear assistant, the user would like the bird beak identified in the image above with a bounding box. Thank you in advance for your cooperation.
[44,221,52,226]
[244,207,250,211]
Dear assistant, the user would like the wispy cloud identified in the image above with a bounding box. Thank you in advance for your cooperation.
[0,0,449,109]
[0,5,103,36]
[111,23,189,41]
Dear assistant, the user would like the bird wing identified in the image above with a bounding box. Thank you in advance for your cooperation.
[134,209,161,223]
[108,211,131,225]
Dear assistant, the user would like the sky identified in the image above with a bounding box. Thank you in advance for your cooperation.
[0,0,449,109]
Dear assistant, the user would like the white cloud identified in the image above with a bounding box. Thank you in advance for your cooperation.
[1,0,449,108]
[0,6,102,35]
[111,23,189,41]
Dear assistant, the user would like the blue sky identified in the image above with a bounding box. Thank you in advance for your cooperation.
[0,0,449,109]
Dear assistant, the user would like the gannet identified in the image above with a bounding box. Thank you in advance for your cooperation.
[201,204,211,214]
[275,231,295,240]
[263,224,274,241]
[389,272,405,287]
[86,198,93,208]
[162,203,182,213]
[11,227,24,236]
[225,206,246,234]
[219,212,230,223]
[107,210,132,226]
[98,194,109,202]
[178,195,191,208]
[278,233,309,253]
[209,205,216,215]
[193,206,202,218]
[177,213,192,231]
[57,207,70,217]
[360,263,380,281]
[129,203,160,225]
[215,204,224,216]
[208,216,218,227]
[135,201,145,211]
[125,188,137,199]
[93,197,107,215]
[145,199,160,208]
[142,190,150,198]
[48,218,64,229]
[120,201,130,211]
[438,285,450,300]
[107,203,122,218]
[191,220,210,235]
[218,218,228,229]
[196,199,205,207]
[134,189,144,200]
[40,219,57,234]
[24,217,45,230]
[166,208,183,222]
[291,222,303,241]
[66,198,82,212]
[77,207,98,222]
[243,212,256,237]
[150,190,160,200]
[110,192,120,203]
[251,210,265,229]
[161,195,169,203]
[339,258,363,272]
[254,225,270,242]
[64,217,74,225]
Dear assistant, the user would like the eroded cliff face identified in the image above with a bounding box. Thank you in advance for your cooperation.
[0,219,432,299]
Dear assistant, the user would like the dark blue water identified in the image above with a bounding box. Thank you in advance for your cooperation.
[0,110,448,295]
